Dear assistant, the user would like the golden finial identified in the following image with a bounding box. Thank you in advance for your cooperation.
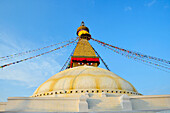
[76,21,90,40]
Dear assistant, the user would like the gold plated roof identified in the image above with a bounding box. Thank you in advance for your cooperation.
[73,38,96,57]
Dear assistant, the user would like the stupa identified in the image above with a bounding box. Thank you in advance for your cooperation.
[0,22,170,112]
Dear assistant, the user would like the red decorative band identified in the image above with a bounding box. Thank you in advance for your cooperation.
[70,57,100,68]
[71,57,99,62]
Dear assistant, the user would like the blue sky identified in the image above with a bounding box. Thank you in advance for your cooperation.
[0,0,170,102]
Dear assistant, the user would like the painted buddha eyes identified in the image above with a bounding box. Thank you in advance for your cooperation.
[78,62,84,65]
[77,62,93,65]
[87,63,93,65]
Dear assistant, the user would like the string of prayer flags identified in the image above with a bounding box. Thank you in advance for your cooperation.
[0,39,77,68]
[91,37,170,65]
[0,37,78,61]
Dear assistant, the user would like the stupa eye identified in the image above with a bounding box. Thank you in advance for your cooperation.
[87,63,93,65]
[81,63,84,65]
[77,62,84,65]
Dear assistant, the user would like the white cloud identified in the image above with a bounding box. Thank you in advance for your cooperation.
[0,58,61,87]
[125,6,132,11]
[145,0,156,7]
[0,32,62,88]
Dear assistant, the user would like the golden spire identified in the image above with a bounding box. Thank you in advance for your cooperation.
[70,22,100,68]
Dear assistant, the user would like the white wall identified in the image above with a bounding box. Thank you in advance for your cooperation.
[0,102,7,111]
[1,94,170,112]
